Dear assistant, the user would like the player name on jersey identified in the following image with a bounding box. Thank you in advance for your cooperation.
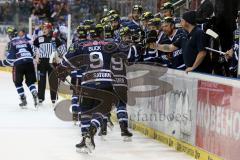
[82,69,114,84]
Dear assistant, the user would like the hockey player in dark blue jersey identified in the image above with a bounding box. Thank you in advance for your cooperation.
[120,26,141,63]
[57,25,122,153]
[0,27,38,108]
[225,29,240,77]
[143,18,161,63]
[141,11,154,33]
[95,25,133,141]
[112,27,133,141]
[161,2,182,28]
[127,5,143,30]
[153,18,173,67]
[161,17,187,70]
[110,14,122,42]
[70,25,88,124]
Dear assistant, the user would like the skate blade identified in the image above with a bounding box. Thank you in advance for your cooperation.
[76,147,91,154]
[123,136,132,142]
[85,138,95,153]
[20,106,28,109]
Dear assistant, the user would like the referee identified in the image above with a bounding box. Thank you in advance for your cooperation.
[33,22,66,104]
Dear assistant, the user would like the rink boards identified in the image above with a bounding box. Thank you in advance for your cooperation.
[126,65,240,160]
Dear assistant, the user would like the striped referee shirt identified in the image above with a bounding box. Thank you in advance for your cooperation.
[33,35,66,58]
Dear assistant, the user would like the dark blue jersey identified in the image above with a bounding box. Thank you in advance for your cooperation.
[168,29,187,70]
[128,44,141,62]
[110,42,130,88]
[123,20,141,31]
[70,39,88,79]
[113,29,121,42]
[0,37,34,67]
[62,40,120,86]
[156,31,172,67]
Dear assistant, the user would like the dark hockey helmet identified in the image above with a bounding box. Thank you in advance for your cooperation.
[141,11,154,21]
[107,10,118,16]
[150,18,161,25]
[119,26,131,37]
[89,26,97,38]
[89,24,103,38]
[77,25,87,39]
[161,2,174,11]
[101,16,110,25]
[83,19,94,26]
[132,4,143,14]
[110,14,120,22]
[103,24,113,38]
[6,26,18,39]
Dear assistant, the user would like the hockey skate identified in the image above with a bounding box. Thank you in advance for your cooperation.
[32,91,38,108]
[76,125,97,154]
[76,136,89,154]
[120,122,133,142]
[19,96,27,108]
[98,121,107,141]
[85,124,97,153]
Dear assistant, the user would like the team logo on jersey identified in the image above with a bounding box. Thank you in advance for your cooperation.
[39,37,44,43]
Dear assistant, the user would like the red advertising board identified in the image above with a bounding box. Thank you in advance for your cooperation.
[196,80,240,160]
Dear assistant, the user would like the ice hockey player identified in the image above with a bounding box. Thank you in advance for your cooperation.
[161,17,187,70]
[56,25,123,153]
[120,26,141,63]
[161,2,182,28]
[0,27,38,108]
[70,25,88,124]
[111,27,133,141]
[127,5,143,30]
[97,25,133,141]
[110,13,122,42]
[141,11,154,32]
[143,18,159,63]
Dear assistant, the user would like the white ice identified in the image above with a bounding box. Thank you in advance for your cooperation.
[0,71,194,160]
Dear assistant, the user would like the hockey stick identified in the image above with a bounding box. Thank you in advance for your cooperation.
[205,47,226,55]
[206,29,219,39]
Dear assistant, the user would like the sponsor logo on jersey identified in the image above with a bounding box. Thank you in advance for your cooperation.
[16,44,27,49]
[82,41,110,47]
